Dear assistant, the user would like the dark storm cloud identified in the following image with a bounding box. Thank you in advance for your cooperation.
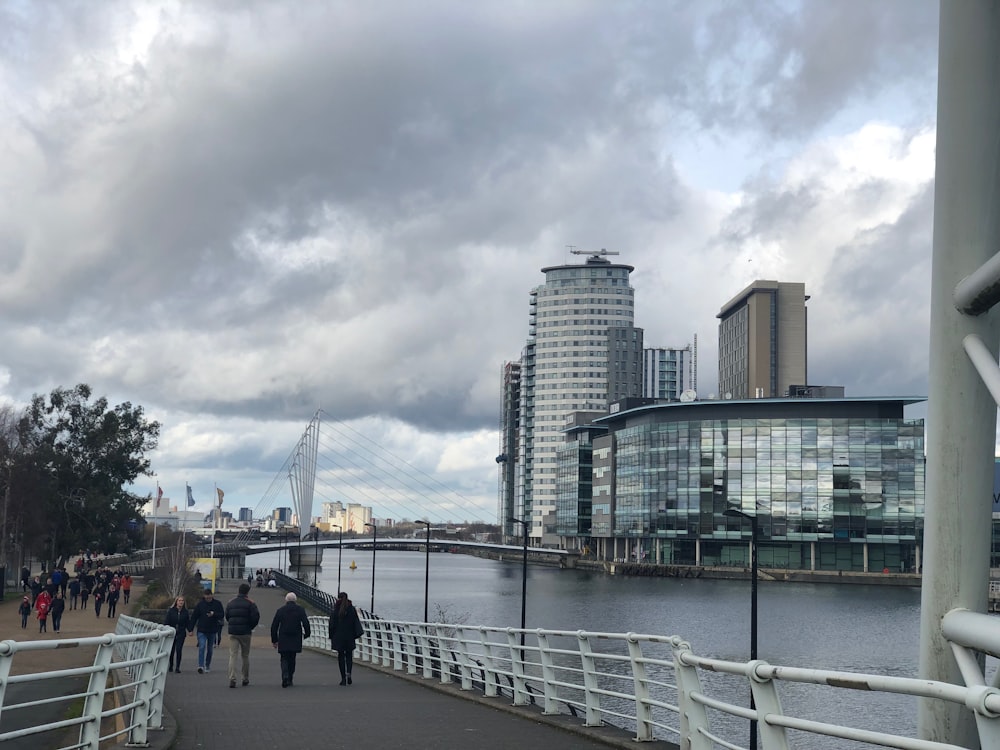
[0,1,941,518]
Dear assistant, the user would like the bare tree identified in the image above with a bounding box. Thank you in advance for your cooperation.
[158,534,196,602]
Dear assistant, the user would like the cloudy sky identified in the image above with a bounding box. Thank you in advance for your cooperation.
[0,0,939,523]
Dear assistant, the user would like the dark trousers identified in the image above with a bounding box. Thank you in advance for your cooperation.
[279,652,298,683]
[52,613,62,632]
[337,649,354,678]
[169,633,185,669]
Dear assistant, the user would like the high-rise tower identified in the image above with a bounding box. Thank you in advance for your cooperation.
[516,250,640,544]
[717,280,808,399]
[497,361,521,539]
[643,345,695,400]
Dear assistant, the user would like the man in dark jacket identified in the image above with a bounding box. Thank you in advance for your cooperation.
[270,592,310,688]
[225,583,261,688]
[189,589,225,673]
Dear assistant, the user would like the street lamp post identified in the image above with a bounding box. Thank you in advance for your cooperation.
[364,522,377,614]
[725,507,759,750]
[331,524,343,594]
[416,520,431,623]
[313,527,319,588]
[508,517,529,647]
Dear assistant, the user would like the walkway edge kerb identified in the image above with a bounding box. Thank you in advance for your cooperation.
[330,649,678,750]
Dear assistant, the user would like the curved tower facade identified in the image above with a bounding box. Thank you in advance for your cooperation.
[517,252,640,543]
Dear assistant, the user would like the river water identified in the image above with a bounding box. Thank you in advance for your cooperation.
[244,548,946,747]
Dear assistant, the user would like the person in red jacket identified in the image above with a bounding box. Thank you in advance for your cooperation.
[35,589,52,633]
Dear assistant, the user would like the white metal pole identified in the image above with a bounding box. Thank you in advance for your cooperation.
[919,2,1000,745]
[210,483,217,564]
[152,484,158,570]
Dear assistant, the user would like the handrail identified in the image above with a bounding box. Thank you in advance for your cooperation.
[0,614,174,749]
[293,607,1000,750]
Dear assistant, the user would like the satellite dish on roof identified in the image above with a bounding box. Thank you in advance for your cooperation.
[679,390,697,402]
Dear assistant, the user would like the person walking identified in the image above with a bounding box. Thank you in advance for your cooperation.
[190,589,224,673]
[106,585,120,618]
[225,583,260,688]
[328,591,364,686]
[93,587,104,617]
[50,591,66,633]
[80,581,90,611]
[270,592,310,688]
[35,588,52,633]
[121,573,132,604]
[165,596,191,673]
[68,576,81,610]
[18,595,31,628]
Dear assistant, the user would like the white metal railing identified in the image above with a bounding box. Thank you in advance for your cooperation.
[301,609,1000,750]
[0,615,174,749]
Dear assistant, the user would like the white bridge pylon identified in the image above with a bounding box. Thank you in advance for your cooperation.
[288,413,320,545]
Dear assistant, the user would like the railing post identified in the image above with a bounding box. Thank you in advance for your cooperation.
[626,635,654,741]
[0,641,13,725]
[536,633,559,715]
[403,626,419,675]
[388,624,403,671]
[79,636,116,749]
[507,629,530,706]
[361,617,373,663]
[433,626,451,685]
[455,627,474,691]
[420,627,435,679]
[577,632,603,727]
[125,635,160,746]
[379,620,392,668]
[747,660,789,750]
[673,643,713,750]
[479,629,500,698]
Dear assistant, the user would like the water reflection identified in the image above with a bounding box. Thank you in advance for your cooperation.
[258,549,924,748]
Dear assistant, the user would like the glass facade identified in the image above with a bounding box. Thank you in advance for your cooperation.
[563,399,926,573]
[555,438,593,543]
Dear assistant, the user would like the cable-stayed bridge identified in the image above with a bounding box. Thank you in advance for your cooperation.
[222,411,494,566]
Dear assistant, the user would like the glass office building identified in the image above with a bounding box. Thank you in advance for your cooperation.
[566,397,925,573]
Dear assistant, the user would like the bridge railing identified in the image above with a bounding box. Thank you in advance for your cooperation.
[297,607,1000,750]
[0,615,174,749]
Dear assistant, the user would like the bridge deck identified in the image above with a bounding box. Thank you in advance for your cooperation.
[0,578,661,750]
[159,581,651,750]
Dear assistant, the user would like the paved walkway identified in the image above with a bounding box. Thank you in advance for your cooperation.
[1,578,674,749]
[158,581,664,750]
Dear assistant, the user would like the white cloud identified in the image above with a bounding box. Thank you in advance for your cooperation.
[0,0,940,521]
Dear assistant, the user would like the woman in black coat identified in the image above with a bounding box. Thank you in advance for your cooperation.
[165,597,191,673]
[270,592,310,687]
[328,591,363,686]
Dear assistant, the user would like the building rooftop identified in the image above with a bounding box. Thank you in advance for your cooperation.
[593,396,926,427]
